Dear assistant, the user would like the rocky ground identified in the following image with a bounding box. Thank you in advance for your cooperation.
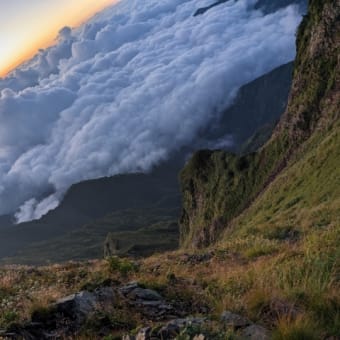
[1,278,270,339]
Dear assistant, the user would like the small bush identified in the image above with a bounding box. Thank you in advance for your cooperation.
[107,256,138,276]
[0,311,19,327]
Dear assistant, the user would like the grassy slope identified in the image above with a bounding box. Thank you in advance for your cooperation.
[214,122,340,337]
[0,109,338,338]
[177,0,340,336]
[180,0,339,248]
[1,124,338,335]
[0,208,179,265]
[0,1,339,338]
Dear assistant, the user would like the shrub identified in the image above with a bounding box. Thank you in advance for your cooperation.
[0,311,19,327]
[107,256,138,276]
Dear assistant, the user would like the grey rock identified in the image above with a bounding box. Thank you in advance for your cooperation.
[168,317,206,328]
[120,281,140,295]
[54,287,115,322]
[240,324,271,340]
[221,311,252,329]
[136,300,162,307]
[104,233,121,257]
[55,291,97,321]
[158,323,181,338]
[128,287,162,301]
[179,253,213,265]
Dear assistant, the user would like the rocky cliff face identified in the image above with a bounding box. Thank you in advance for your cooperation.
[272,0,339,145]
[180,0,340,248]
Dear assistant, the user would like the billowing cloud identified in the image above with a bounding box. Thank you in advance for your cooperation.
[0,0,303,222]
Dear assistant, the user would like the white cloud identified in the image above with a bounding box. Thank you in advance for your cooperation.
[0,0,302,222]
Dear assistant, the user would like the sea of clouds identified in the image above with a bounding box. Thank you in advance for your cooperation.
[0,0,302,222]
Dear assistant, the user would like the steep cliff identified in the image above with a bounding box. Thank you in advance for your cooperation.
[180,0,340,248]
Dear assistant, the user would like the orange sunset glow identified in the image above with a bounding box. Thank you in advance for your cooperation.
[0,0,118,77]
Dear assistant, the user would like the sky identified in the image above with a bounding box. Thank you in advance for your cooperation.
[0,0,303,222]
[0,0,117,76]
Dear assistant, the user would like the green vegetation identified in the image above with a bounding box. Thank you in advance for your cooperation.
[107,256,138,276]
[180,0,339,249]
[177,0,340,337]
[0,209,179,265]
[0,0,339,338]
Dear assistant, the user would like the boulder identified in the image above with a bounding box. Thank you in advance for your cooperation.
[120,281,140,295]
[104,233,121,257]
[220,311,252,329]
[128,287,162,301]
[53,287,115,323]
[54,291,96,322]
[240,324,271,340]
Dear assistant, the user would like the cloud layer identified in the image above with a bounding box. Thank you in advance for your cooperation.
[0,0,302,222]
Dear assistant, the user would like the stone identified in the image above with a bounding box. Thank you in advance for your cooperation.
[94,286,116,308]
[137,300,162,307]
[104,233,121,257]
[220,311,252,329]
[120,281,140,295]
[55,291,96,321]
[158,323,181,338]
[128,287,162,301]
[240,324,271,340]
[168,317,206,328]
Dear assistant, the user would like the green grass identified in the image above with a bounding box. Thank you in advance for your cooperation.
[107,256,138,276]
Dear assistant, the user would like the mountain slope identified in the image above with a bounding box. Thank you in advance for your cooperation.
[0,1,339,338]
[180,0,340,248]
[0,61,295,263]
[203,62,294,152]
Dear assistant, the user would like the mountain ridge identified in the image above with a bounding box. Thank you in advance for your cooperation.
[179,0,339,248]
[0,1,338,338]
[0,60,295,263]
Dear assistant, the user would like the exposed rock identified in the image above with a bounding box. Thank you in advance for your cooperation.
[54,291,96,322]
[220,311,271,339]
[4,287,116,339]
[220,310,252,329]
[179,252,213,265]
[120,282,175,320]
[125,317,207,340]
[158,323,181,338]
[127,287,162,301]
[240,324,271,340]
[166,317,206,328]
[51,287,115,323]
[181,0,339,250]
[104,233,121,257]
[120,281,140,294]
